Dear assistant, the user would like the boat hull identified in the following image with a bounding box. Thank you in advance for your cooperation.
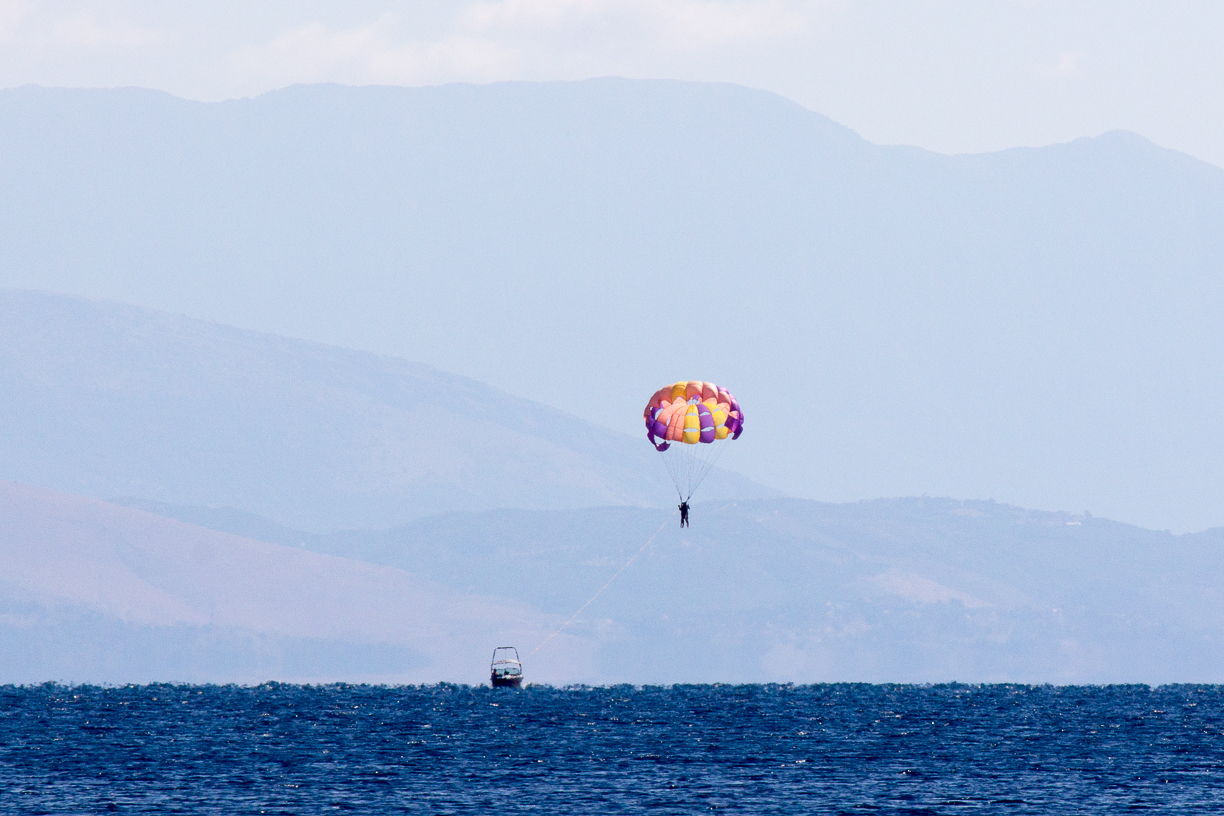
[491,675,523,688]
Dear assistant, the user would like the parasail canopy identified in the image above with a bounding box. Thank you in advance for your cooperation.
[643,380,744,500]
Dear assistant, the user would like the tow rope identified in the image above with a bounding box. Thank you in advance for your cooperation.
[530,509,677,655]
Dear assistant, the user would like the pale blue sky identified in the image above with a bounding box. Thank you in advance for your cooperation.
[1,1,1221,166]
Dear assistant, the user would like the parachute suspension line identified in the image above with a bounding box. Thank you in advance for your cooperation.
[659,439,729,502]
[530,510,676,656]
[660,447,687,502]
[680,446,696,497]
[684,438,729,501]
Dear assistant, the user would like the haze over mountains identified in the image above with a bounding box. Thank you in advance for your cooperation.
[2,79,1223,531]
[0,290,769,531]
[0,286,1219,685]
[4,289,1216,683]
[3,77,1223,685]
[0,479,573,685]
[7,477,1224,686]
[313,498,1224,684]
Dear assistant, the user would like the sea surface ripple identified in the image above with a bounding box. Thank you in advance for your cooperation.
[2,683,1224,814]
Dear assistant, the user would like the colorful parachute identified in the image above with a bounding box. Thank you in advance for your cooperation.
[643,381,744,500]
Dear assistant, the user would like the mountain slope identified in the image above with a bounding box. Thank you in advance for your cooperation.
[113,490,1224,685]
[297,499,1224,684]
[0,290,771,531]
[7,474,1224,684]
[0,479,586,684]
[2,80,1222,530]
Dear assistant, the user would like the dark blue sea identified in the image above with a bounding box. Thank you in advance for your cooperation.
[3,683,1224,814]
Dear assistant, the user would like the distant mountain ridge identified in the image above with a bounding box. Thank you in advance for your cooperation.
[259,497,1224,685]
[7,477,1224,685]
[0,289,773,531]
[2,79,1222,530]
[0,478,570,684]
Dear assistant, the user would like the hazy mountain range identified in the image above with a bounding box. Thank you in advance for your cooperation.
[6,477,1224,686]
[3,78,1222,685]
[2,79,1223,531]
[0,479,565,685]
[1,291,1220,685]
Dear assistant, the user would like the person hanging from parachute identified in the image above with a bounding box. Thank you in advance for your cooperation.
[643,381,744,526]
